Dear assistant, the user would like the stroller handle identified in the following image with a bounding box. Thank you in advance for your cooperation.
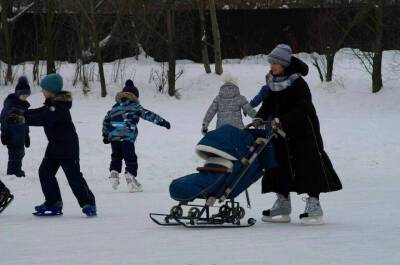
[245,120,286,138]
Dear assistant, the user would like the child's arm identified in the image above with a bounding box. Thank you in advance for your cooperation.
[202,97,218,129]
[25,106,69,126]
[250,85,270,108]
[102,111,112,142]
[137,105,170,129]
[240,96,257,118]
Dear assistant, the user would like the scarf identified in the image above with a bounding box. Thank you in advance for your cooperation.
[266,72,301,92]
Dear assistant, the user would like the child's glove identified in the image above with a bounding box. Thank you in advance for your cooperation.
[1,134,8,146]
[159,120,171,130]
[6,109,25,125]
[102,135,110,144]
[25,134,30,148]
[201,124,208,135]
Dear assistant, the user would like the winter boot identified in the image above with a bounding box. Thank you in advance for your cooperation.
[125,172,142,193]
[262,193,291,223]
[109,170,120,190]
[300,197,324,225]
[0,189,14,214]
[33,202,63,216]
[82,204,97,217]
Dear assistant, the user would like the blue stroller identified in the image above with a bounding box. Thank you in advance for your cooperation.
[150,123,285,228]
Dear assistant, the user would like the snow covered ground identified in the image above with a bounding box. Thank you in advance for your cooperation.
[1,50,400,265]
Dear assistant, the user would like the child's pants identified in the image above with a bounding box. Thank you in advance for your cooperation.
[110,141,138,176]
[38,159,96,208]
[7,145,25,175]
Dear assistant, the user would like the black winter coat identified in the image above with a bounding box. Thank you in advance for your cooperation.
[257,59,342,194]
[0,94,30,147]
[25,91,80,159]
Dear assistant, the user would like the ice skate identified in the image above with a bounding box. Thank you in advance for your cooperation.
[300,197,324,225]
[262,194,291,223]
[82,204,97,217]
[0,190,14,214]
[33,202,63,216]
[109,170,120,190]
[125,172,142,192]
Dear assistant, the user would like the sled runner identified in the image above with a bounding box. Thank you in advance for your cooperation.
[150,122,285,228]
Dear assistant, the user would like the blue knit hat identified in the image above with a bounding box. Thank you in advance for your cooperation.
[40,73,63,93]
[268,44,292,67]
[123,79,139,98]
[15,76,31,96]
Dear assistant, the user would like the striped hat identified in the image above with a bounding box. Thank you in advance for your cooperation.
[268,44,292,67]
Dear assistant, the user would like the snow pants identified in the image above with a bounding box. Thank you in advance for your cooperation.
[7,145,25,176]
[38,159,95,208]
[109,141,138,176]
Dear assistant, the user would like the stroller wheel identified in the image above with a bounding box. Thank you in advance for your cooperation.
[170,206,183,217]
[188,207,201,218]
[248,218,257,225]
[234,207,246,220]
[219,205,231,216]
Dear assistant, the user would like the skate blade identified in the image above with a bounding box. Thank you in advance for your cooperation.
[300,216,324,225]
[262,214,291,223]
[128,184,143,193]
[33,212,63,217]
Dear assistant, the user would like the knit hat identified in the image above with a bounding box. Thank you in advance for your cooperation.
[40,73,63,93]
[15,76,31,96]
[268,44,292,67]
[123,79,139,98]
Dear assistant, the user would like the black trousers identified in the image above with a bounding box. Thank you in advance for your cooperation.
[7,145,25,175]
[110,141,138,176]
[38,159,95,208]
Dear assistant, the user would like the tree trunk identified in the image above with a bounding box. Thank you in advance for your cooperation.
[1,0,13,84]
[325,52,335,82]
[372,1,384,93]
[45,0,56,74]
[197,0,211,74]
[209,0,223,75]
[90,0,107,97]
[166,0,176,97]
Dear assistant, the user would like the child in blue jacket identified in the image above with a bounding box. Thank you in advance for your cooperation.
[103,80,171,192]
[0,76,31,177]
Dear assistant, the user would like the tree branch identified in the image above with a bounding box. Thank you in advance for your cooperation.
[7,1,36,24]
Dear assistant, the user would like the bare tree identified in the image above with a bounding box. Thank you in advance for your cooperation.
[351,0,385,93]
[78,0,108,97]
[166,0,176,96]
[0,0,36,84]
[209,0,223,75]
[197,0,211,74]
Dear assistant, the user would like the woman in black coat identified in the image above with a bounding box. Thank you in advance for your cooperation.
[256,44,342,225]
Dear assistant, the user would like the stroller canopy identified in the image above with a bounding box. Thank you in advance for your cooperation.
[196,125,254,161]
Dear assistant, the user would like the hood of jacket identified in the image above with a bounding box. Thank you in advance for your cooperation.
[219,83,240,99]
[45,91,73,110]
[115,91,140,104]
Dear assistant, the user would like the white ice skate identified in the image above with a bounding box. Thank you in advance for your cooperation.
[109,170,120,190]
[125,172,143,193]
[300,197,324,225]
[262,194,291,223]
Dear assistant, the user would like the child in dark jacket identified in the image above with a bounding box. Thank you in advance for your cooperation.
[24,73,96,217]
[0,180,14,214]
[103,80,171,192]
[0,76,31,177]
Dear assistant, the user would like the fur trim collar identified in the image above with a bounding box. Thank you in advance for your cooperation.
[52,91,72,102]
[115,92,140,104]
